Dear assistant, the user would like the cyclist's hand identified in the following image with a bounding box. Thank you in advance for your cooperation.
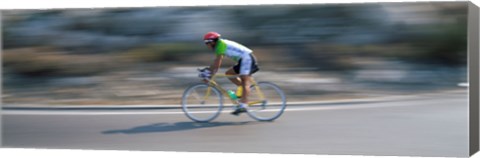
[198,67,212,79]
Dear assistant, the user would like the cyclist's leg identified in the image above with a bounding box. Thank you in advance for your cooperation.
[232,54,257,115]
[226,67,241,86]
[239,75,251,105]
[231,74,251,115]
[238,55,255,105]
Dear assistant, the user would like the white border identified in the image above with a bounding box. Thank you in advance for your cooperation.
[0,0,471,9]
[1,0,477,158]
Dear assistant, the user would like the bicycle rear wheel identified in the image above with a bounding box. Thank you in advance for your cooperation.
[247,81,287,121]
[181,83,223,122]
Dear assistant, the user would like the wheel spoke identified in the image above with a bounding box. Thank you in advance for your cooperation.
[246,82,286,121]
[191,89,204,102]
[181,83,223,122]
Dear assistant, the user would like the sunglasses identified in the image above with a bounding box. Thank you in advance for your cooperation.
[204,39,215,44]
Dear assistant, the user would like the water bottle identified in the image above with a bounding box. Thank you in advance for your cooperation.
[227,90,238,100]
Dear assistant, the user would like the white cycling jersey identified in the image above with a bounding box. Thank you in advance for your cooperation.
[215,39,252,61]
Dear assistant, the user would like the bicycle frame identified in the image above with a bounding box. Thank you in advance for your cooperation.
[202,74,266,106]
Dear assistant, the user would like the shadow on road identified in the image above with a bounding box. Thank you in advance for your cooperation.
[102,121,257,134]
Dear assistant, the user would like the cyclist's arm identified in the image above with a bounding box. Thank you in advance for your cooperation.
[210,54,223,74]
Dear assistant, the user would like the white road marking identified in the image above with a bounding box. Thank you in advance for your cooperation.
[1,101,419,116]
[0,95,407,109]
[8,89,465,109]
[2,91,465,116]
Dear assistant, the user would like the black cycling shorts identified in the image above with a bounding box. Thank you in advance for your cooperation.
[233,54,259,75]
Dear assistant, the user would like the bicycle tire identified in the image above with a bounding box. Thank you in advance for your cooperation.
[246,81,287,121]
[181,83,223,122]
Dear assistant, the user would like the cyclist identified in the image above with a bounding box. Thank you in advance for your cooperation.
[203,32,259,115]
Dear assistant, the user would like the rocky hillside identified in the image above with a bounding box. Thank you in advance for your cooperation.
[1,2,469,105]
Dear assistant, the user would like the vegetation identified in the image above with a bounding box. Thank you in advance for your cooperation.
[2,3,468,77]
[121,43,203,63]
[3,47,117,77]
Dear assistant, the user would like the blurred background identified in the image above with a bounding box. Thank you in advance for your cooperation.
[2,2,468,105]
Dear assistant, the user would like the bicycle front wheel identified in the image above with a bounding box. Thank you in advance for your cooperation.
[181,83,223,122]
[247,81,287,121]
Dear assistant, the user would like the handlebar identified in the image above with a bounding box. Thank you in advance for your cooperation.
[197,67,239,81]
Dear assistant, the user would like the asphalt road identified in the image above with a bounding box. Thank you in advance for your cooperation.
[1,92,469,157]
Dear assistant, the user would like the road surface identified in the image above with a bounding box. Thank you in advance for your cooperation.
[2,91,469,157]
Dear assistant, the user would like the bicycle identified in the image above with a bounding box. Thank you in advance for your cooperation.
[181,68,287,122]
